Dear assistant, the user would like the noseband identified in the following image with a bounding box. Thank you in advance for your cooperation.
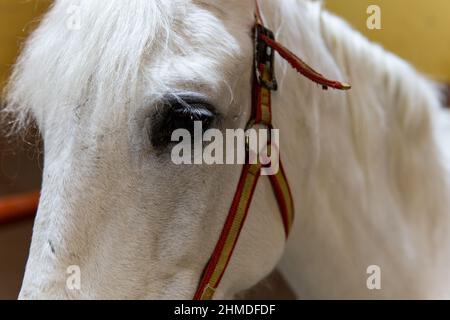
[194,2,350,300]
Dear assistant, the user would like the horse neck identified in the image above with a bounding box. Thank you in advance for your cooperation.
[264,0,450,298]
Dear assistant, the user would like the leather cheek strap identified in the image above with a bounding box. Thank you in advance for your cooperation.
[193,1,349,300]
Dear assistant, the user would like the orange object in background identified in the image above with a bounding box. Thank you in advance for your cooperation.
[0,192,39,225]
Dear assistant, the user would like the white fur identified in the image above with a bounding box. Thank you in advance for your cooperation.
[2,0,450,299]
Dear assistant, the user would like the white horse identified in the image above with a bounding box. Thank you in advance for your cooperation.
[3,0,450,299]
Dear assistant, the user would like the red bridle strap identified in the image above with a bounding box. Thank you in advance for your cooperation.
[254,0,350,91]
[194,2,350,300]
[259,34,351,90]
[193,163,263,300]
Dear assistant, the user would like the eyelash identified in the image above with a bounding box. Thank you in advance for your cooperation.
[149,97,217,150]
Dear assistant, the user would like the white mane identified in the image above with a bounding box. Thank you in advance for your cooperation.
[276,1,450,298]
[3,0,247,131]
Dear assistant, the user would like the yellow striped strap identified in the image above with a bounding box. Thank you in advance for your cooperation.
[194,163,262,300]
[254,64,272,125]
[269,162,295,235]
[193,160,294,300]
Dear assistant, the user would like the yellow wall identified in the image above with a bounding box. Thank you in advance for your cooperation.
[0,0,449,89]
[325,0,450,82]
[0,0,50,88]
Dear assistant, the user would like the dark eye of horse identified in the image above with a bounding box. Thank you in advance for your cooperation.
[150,95,217,149]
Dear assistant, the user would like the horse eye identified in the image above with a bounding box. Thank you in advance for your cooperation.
[150,96,216,149]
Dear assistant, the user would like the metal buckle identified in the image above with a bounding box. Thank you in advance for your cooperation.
[245,121,273,165]
[254,23,278,91]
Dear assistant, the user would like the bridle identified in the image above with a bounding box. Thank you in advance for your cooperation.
[193,1,350,300]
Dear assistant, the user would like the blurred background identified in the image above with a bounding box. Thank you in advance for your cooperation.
[0,0,449,299]
[327,0,450,83]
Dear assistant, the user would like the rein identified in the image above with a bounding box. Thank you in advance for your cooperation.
[193,2,350,300]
